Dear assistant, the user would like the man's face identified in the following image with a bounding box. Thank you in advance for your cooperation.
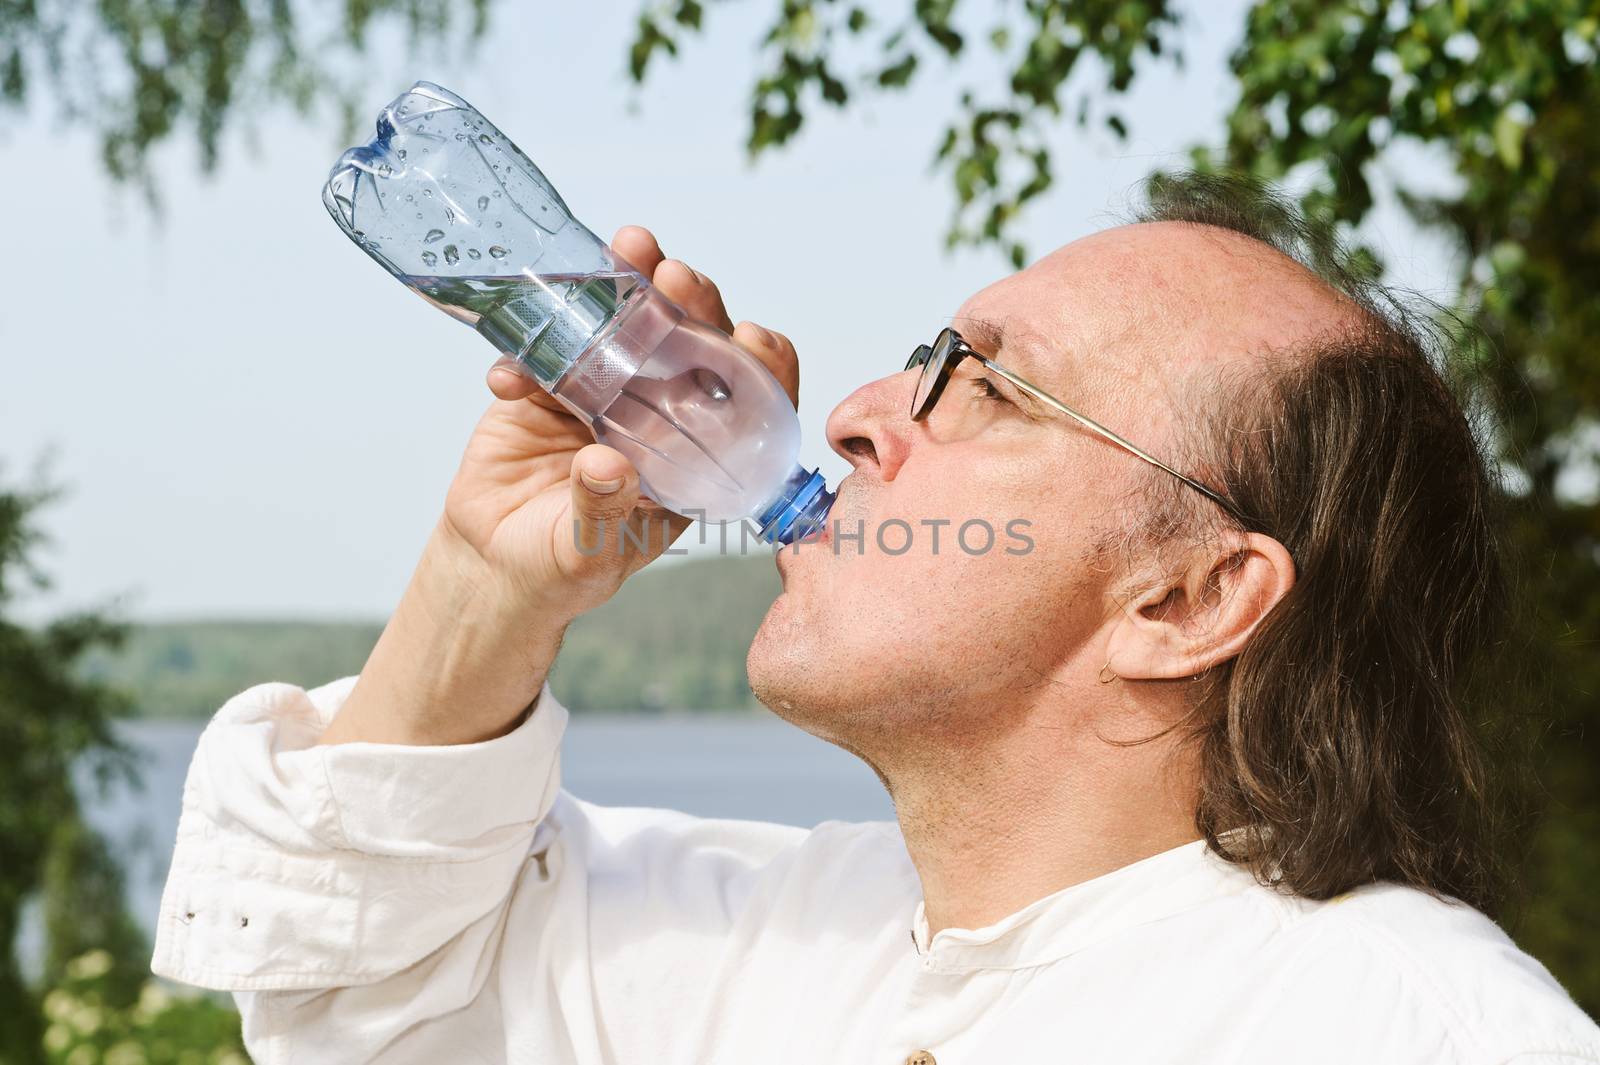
[746,222,1351,753]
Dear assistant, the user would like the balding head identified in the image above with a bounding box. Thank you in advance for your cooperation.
[949,220,1370,458]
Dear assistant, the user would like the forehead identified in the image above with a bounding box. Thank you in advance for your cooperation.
[950,222,1358,410]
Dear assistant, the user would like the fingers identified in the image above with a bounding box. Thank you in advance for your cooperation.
[612,225,665,277]
[653,259,735,334]
[733,320,800,408]
[486,357,572,418]
[567,444,642,569]
[487,359,538,401]
[611,224,735,334]
[610,225,793,407]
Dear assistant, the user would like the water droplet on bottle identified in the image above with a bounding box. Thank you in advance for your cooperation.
[467,248,482,260]
[368,241,381,250]
[478,133,492,144]
[477,195,489,211]
[488,245,509,259]
[445,208,456,224]
[492,190,501,198]
[421,250,438,267]
[352,229,365,240]
[422,189,433,198]
[494,221,503,228]
[424,228,445,244]
[454,132,464,141]
[415,212,423,219]
[443,244,460,265]
[397,148,407,160]
[405,194,414,203]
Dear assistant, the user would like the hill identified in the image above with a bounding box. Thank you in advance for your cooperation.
[79,555,782,717]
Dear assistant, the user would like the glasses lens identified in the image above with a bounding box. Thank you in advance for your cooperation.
[911,330,957,419]
[905,343,932,372]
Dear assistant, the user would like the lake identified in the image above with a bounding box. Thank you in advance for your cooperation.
[87,713,898,940]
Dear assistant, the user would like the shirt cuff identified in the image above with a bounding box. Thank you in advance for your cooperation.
[151,674,567,990]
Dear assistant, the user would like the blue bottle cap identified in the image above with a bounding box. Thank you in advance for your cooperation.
[757,468,834,545]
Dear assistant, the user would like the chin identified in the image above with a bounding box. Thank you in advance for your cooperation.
[746,595,898,753]
[747,596,848,731]
[746,597,812,715]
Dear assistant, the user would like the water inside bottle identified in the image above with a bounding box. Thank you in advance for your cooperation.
[402,270,643,376]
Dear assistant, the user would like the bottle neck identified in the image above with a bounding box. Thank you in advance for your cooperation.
[756,466,834,545]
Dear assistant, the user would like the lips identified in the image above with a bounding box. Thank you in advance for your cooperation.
[773,476,857,568]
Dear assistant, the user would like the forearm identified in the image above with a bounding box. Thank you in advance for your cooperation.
[319,519,567,746]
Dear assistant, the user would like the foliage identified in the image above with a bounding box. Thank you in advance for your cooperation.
[0,0,490,198]
[628,0,1183,266]
[553,554,780,711]
[0,472,144,1064]
[40,821,149,1007]
[80,555,779,717]
[77,620,385,720]
[39,950,245,1065]
[1210,0,1600,1014]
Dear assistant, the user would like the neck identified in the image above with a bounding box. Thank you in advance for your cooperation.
[881,690,1202,937]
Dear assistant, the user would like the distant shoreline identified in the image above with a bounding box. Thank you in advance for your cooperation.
[78,556,781,718]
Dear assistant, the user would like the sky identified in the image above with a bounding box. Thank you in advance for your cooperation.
[0,0,1458,622]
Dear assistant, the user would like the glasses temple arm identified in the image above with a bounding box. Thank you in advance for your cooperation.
[980,360,1246,523]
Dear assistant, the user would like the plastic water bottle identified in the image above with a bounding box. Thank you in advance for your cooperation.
[323,80,833,544]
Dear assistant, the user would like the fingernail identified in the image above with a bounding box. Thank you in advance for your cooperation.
[684,265,702,284]
[749,322,775,345]
[581,471,624,495]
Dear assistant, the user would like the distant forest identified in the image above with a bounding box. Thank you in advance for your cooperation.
[78,556,781,717]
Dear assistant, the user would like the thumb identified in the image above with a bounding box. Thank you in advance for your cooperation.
[566,444,641,565]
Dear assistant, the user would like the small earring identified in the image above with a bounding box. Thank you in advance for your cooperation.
[1098,660,1119,685]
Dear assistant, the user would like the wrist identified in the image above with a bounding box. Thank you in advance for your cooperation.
[319,519,568,746]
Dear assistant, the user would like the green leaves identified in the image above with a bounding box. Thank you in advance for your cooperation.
[1493,104,1528,168]
[624,0,1179,262]
[1220,0,1600,1018]
[0,470,143,1063]
[630,12,679,81]
[0,0,496,198]
[877,52,918,87]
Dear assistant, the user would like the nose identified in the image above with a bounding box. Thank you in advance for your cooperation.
[825,369,916,481]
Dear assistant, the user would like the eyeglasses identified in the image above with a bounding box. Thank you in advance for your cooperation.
[905,327,1245,524]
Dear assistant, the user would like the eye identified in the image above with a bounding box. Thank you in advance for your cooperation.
[969,376,1008,403]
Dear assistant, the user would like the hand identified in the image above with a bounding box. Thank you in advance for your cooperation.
[320,226,799,745]
[442,224,800,620]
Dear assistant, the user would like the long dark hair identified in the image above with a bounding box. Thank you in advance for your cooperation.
[1137,172,1524,918]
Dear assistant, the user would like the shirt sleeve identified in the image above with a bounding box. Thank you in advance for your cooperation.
[150,674,566,991]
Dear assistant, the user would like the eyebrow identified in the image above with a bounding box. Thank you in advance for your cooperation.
[950,315,1050,417]
[956,316,1007,359]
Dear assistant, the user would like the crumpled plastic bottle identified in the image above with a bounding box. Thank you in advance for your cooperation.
[323,80,833,544]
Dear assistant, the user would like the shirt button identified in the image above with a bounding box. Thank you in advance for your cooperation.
[904,1053,937,1065]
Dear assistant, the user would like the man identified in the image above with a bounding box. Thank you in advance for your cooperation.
[153,174,1600,1064]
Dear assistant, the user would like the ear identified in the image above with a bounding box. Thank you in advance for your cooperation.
[1106,532,1295,681]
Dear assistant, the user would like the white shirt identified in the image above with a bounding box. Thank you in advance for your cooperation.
[153,676,1600,1065]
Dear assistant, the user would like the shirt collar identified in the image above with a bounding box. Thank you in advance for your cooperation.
[909,838,1257,974]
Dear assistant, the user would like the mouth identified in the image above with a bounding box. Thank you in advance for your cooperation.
[772,475,853,573]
